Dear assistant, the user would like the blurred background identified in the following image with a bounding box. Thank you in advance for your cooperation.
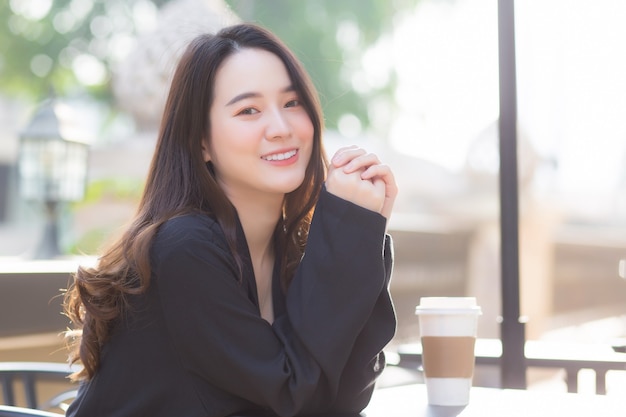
[1,0,626,396]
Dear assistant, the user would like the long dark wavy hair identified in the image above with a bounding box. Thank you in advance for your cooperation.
[64,23,327,381]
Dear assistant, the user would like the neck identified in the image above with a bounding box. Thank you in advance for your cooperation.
[228,191,281,324]
[228,190,283,265]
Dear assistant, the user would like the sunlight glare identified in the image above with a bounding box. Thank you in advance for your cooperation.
[30,54,53,78]
[107,34,135,64]
[9,0,52,21]
[53,11,77,34]
[90,15,112,39]
[69,0,95,21]
[336,20,360,51]
[72,54,107,86]
[361,35,393,90]
[389,0,499,172]
[132,0,158,34]
[338,114,362,139]
[385,0,626,197]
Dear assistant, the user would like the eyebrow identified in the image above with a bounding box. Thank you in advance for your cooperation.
[225,85,296,106]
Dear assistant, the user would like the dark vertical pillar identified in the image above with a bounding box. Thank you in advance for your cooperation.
[497,0,527,389]
[0,164,9,221]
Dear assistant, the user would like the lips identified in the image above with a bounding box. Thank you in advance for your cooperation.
[261,149,298,161]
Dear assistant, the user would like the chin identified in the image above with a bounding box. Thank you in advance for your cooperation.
[272,177,306,194]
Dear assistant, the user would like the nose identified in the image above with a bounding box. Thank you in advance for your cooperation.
[265,107,291,140]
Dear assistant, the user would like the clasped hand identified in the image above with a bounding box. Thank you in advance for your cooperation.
[325,145,397,221]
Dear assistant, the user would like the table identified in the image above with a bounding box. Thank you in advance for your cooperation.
[362,384,626,416]
[397,339,626,394]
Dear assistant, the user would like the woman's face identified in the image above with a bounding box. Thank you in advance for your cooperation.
[205,48,314,202]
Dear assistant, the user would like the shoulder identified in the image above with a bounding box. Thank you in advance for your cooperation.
[152,213,229,258]
[150,212,241,286]
[159,212,222,236]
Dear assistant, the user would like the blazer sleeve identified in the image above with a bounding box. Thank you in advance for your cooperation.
[287,190,396,413]
[152,189,395,416]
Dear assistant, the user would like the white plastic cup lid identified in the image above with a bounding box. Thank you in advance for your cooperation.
[415,297,482,315]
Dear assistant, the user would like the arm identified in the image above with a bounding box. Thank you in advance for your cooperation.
[311,146,398,412]
[329,234,395,413]
[285,189,393,399]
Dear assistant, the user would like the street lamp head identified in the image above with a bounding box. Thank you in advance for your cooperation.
[18,98,89,203]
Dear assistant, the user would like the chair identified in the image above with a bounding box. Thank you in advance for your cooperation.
[0,362,79,412]
[0,405,63,417]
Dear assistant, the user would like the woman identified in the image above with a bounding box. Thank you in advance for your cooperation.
[64,23,397,417]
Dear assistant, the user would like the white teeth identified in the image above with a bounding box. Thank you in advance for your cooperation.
[263,150,297,161]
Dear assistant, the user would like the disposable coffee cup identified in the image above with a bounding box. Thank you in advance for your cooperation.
[415,297,482,406]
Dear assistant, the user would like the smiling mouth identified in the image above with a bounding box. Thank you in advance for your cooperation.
[261,149,298,161]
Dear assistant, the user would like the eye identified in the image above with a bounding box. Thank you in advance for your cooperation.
[237,107,259,116]
[285,99,301,108]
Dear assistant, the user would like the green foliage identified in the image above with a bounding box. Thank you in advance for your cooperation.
[0,0,416,129]
[226,0,415,130]
[67,226,113,255]
[77,176,144,206]
[0,0,162,101]
[68,176,144,255]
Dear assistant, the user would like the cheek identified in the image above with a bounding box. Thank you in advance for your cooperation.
[298,115,315,145]
[210,120,252,157]
[300,118,315,161]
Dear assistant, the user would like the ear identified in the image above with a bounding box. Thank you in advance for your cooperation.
[201,138,211,162]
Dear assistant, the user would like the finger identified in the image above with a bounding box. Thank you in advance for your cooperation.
[326,162,335,177]
[372,177,387,214]
[362,165,398,203]
[330,145,358,162]
[372,176,386,196]
[360,163,393,183]
[342,153,381,173]
[331,146,366,167]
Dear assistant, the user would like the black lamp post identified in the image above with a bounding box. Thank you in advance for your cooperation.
[17,97,89,259]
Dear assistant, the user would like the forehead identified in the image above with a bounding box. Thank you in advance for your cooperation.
[213,48,292,100]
